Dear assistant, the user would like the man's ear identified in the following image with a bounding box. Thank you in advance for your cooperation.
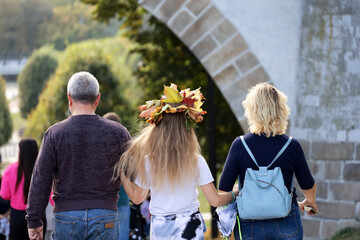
[67,94,73,107]
[94,93,101,107]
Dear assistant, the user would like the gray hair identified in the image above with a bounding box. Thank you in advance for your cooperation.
[67,71,100,104]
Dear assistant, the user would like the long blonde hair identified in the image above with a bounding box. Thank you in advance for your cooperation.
[114,113,200,191]
[242,82,290,137]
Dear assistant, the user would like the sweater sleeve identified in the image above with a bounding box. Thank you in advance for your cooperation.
[0,166,11,200]
[26,131,56,228]
[293,139,315,190]
[219,137,241,192]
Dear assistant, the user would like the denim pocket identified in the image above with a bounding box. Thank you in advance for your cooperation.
[95,217,118,240]
[275,211,299,237]
[238,219,254,240]
[52,218,76,240]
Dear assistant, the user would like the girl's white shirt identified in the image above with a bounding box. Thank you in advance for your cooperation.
[135,154,214,216]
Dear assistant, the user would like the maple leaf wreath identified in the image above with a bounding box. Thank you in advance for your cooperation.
[138,83,207,127]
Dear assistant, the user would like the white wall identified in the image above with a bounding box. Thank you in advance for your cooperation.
[212,0,303,124]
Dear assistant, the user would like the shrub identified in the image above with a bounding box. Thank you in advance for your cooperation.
[18,46,59,118]
[0,75,13,146]
[331,227,360,240]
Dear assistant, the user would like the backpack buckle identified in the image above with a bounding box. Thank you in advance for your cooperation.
[259,167,268,176]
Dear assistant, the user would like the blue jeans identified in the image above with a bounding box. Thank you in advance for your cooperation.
[117,205,130,240]
[234,204,303,240]
[51,209,118,240]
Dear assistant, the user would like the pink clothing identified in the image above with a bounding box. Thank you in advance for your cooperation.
[0,162,26,210]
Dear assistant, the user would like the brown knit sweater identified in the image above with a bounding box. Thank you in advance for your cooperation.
[26,115,130,228]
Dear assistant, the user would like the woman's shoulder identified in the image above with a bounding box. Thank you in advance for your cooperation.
[3,162,18,176]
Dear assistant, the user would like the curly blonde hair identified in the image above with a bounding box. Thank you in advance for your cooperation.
[114,113,200,191]
[242,82,290,137]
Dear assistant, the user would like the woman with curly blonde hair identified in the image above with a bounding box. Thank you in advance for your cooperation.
[219,82,317,240]
[114,84,238,240]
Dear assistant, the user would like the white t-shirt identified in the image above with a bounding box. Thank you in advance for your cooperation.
[135,154,214,216]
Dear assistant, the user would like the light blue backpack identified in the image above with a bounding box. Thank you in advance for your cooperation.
[236,136,294,220]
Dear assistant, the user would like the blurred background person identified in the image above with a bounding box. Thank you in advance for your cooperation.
[103,112,130,240]
[0,139,46,240]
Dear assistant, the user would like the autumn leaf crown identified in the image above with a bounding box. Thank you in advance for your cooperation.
[138,83,207,126]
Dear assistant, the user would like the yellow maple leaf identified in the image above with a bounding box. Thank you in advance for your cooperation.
[162,84,183,103]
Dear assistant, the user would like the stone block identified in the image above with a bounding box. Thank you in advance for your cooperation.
[169,10,194,35]
[321,220,338,240]
[181,6,222,46]
[238,117,249,134]
[356,144,360,160]
[298,139,310,160]
[337,220,360,231]
[303,95,320,107]
[329,182,360,201]
[212,19,237,44]
[202,34,248,74]
[312,141,355,160]
[186,0,210,16]
[343,163,360,181]
[239,67,269,91]
[221,67,269,104]
[223,81,245,105]
[191,35,218,60]
[229,97,245,120]
[308,161,326,179]
[302,219,321,238]
[325,162,342,180]
[315,181,328,199]
[142,0,162,11]
[349,130,360,142]
[213,65,239,89]
[316,200,355,219]
[235,52,259,74]
[337,131,347,142]
[296,178,326,199]
[157,0,184,23]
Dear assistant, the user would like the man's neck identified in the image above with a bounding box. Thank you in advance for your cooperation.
[71,111,96,116]
[70,104,96,115]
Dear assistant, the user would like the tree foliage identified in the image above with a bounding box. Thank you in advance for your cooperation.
[0,0,53,57]
[25,37,140,143]
[18,46,59,118]
[0,75,13,146]
[81,0,243,165]
[37,1,120,51]
[0,0,119,58]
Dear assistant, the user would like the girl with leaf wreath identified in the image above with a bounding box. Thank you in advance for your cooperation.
[114,84,238,240]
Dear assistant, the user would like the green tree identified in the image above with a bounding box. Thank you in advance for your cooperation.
[0,75,13,146]
[25,37,139,143]
[18,46,59,118]
[0,0,53,57]
[81,0,243,165]
[37,1,120,51]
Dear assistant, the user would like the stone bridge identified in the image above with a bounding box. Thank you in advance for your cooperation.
[136,0,360,239]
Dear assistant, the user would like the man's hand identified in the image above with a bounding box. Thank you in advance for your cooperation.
[28,226,44,240]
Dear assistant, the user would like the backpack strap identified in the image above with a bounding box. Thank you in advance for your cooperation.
[240,136,259,168]
[267,137,292,169]
[240,136,293,169]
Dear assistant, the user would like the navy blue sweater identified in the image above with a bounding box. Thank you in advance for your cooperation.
[219,133,315,204]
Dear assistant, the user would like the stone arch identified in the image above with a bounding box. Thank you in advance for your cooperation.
[137,0,271,131]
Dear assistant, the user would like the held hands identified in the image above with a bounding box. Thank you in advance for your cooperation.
[232,184,239,197]
[298,199,319,215]
[28,226,44,240]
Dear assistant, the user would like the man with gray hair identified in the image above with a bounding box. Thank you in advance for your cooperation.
[26,72,130,240]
